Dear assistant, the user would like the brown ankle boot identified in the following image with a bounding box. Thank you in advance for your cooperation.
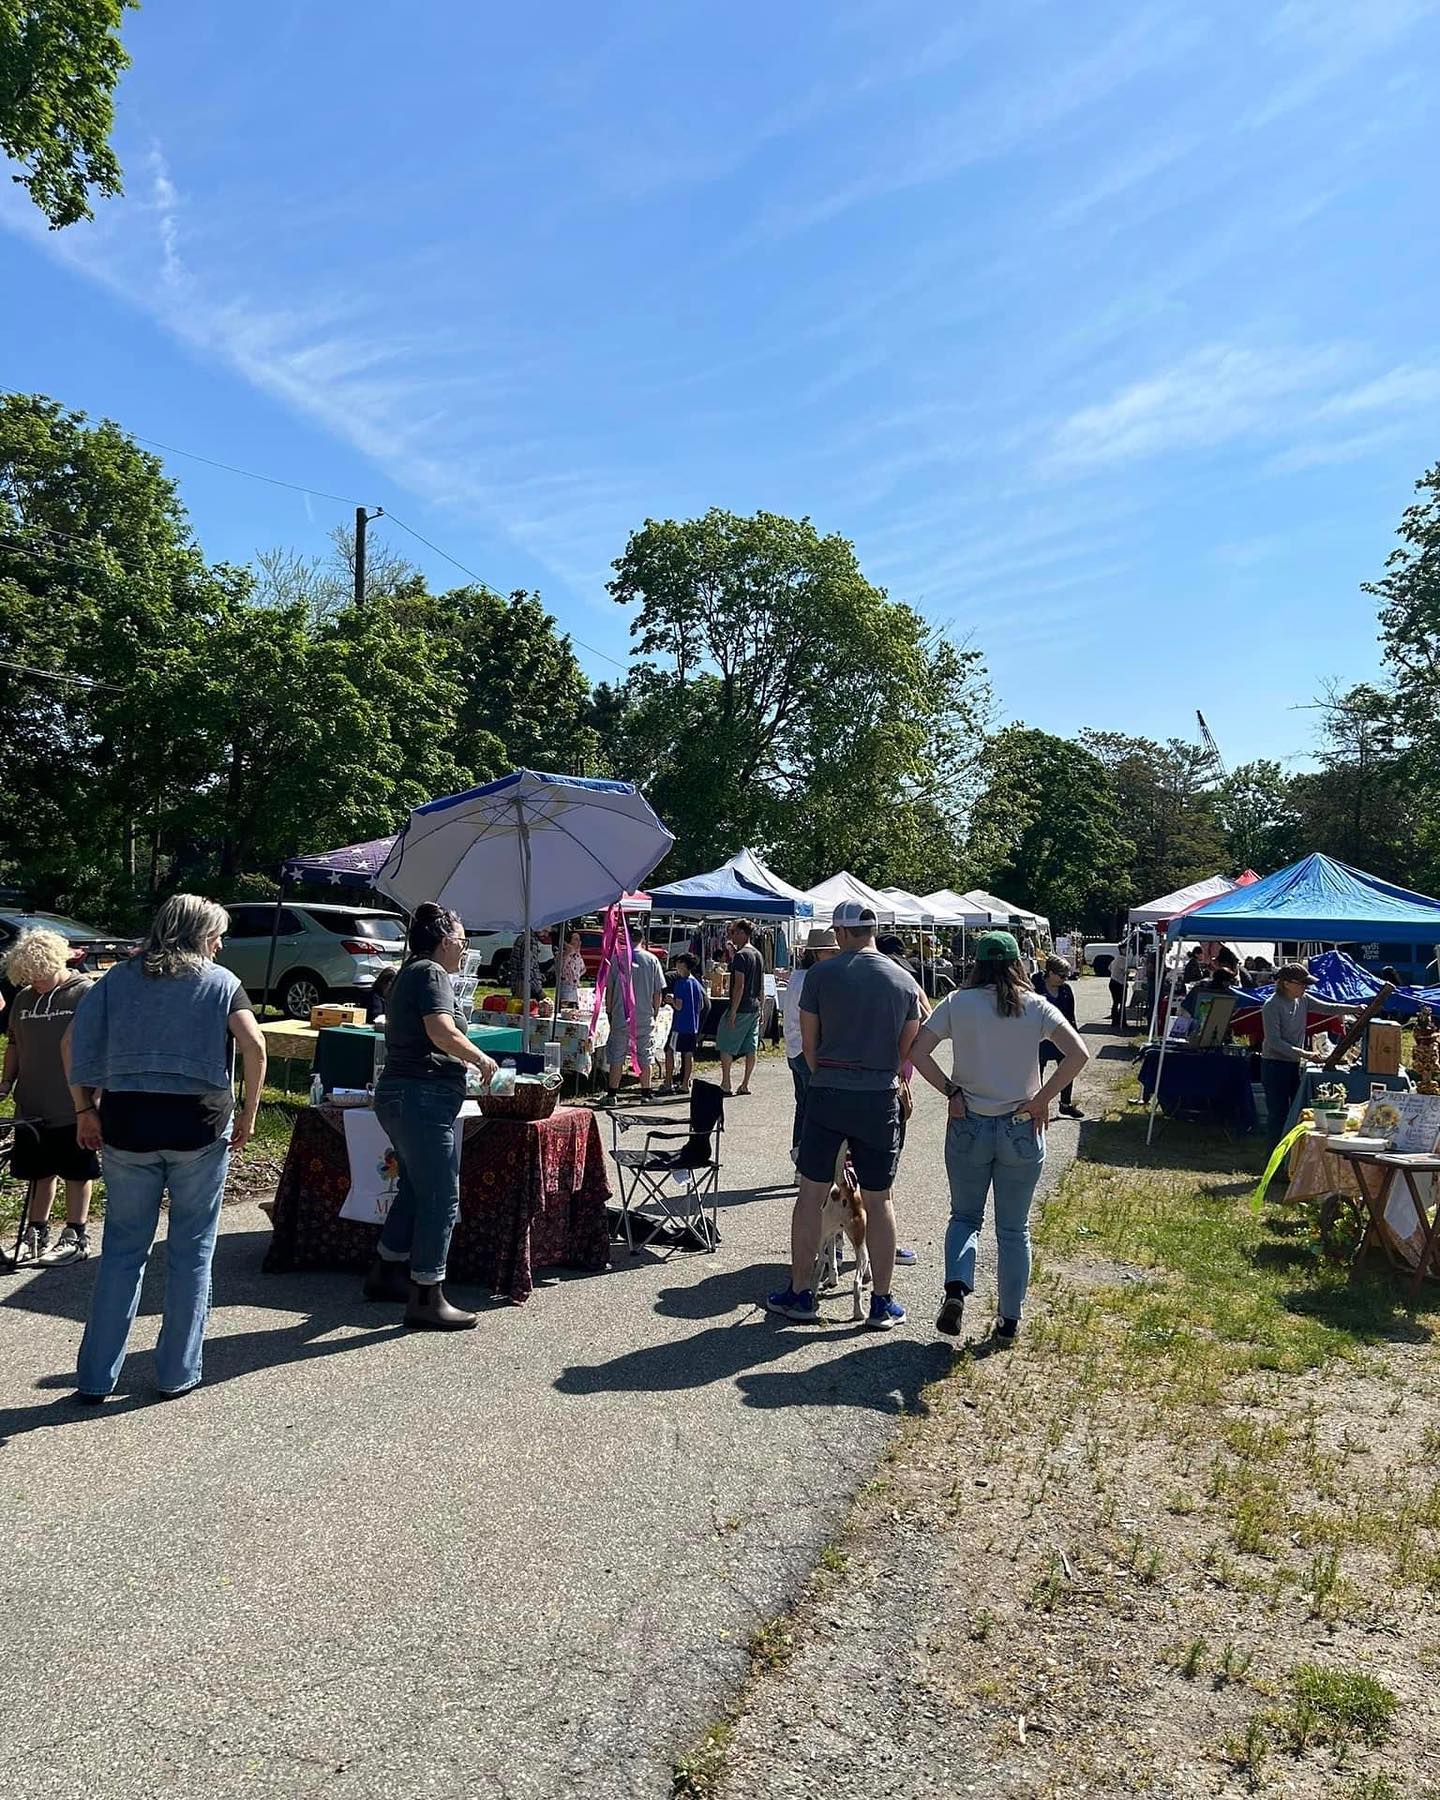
[404,1281,478,1331]
[362,1255,410,1302]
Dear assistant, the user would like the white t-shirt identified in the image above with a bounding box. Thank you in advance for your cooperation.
[782,968,807,1060]
[923,987,1068,1115]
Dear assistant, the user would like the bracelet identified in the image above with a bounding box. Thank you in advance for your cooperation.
[77,1104,98,1115]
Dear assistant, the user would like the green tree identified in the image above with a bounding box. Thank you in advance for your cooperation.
[1287,684,1420,884]
[1215,758,1300,874]
[1079,729,1227,902]
[966,727,1134,929]
[606,508,989,884]
[0,0,134,227]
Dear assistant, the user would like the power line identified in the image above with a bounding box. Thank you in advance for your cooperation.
[0,656,125,692]
[129,435,363,507]
[11,430,636,677]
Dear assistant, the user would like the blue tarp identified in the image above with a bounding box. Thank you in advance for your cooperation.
[649,848,815,920]
[1167,852,1440,945]
[1231,950,1440,1020]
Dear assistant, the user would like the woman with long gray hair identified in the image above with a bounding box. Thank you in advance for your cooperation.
[66,894,267,1401]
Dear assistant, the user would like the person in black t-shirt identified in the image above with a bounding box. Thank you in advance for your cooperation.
[718,918,764,1096]
[364,904,499,1331]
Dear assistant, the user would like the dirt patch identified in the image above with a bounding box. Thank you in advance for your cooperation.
[710,1092,1440,1798]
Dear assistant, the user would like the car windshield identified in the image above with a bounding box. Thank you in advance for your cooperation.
[5,912,114,941]
[313,913,406,942]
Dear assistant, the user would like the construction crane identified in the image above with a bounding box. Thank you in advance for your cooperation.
[1196,710,1227,782]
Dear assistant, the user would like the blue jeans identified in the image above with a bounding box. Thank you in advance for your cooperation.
[374,1077,464,1285]
[943,1113,1046,1319]
[788,1054,811,1149]
[77,1136,230,1396]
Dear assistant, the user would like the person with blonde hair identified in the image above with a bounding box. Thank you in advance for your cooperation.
[66,894,267,1401]
[0,928,98,1265]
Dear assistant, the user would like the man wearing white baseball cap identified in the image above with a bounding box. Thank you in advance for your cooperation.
[767,900,920,1329]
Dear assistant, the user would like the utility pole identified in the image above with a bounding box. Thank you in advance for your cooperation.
[353,506,383,604]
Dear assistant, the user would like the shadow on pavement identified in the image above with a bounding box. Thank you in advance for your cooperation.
[554,1269,952,1412]
[0,1229,406,1447]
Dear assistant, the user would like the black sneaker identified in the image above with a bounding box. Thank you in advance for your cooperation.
[994,1316,1020,1346]
[935,1294,966,1337]
[1059,1103,1085,1119]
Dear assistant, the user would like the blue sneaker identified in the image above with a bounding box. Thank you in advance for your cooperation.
[895,1246,918,1265]
[868,1292,906,1330]
[766,1285,819,1322]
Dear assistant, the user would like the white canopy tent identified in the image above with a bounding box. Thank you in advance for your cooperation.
[877,886,935,927]
[803,871,897,924]
[921,888,991,928]
[1128,874,1236,926]
[964,889,1051,937]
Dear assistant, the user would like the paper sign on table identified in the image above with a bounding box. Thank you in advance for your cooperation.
[339,1108,400,1224]
[1361,1092,1440,1153]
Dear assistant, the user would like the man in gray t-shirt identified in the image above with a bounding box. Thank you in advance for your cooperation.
[768,902,920,1331]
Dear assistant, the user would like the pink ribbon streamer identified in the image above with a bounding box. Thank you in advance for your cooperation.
[589,904,641,1075]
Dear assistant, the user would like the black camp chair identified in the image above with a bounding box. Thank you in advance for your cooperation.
[608,1079,725,1255]
[1,1119,42,1272]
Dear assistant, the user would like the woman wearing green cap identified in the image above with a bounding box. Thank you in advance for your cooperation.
[911,929,1089,1344]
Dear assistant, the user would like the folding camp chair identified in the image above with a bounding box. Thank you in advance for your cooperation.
[0,1120,42,1274]
[608,1079,725,1255]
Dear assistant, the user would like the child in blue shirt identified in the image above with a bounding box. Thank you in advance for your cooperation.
[664,953,707,1095]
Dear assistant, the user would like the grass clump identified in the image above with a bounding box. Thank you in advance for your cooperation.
[672,1722,733,1798]
[1288,1662,1397,1748]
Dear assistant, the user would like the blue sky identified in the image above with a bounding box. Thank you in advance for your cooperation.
[3,0,1439,772]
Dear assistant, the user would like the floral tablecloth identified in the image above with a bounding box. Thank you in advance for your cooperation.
[263,1104,612,1303]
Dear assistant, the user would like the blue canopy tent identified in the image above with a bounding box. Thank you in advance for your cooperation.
[1148,854,1440,1141]
[648,849,815,922]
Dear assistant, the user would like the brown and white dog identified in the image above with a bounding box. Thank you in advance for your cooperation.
[811,1160,872,1320]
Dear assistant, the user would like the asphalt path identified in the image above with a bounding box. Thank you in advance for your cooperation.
[0,978,1118,1799]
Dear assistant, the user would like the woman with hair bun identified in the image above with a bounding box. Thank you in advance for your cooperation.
[363,903,498,1331]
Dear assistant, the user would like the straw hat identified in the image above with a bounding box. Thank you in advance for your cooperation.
[803,925,840,950]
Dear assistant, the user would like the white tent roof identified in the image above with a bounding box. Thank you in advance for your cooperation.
[877,886,934,926]
[803,871,896,924]
[1128,873,1235,925]
[920,888,990,928]
[964,889,1050,933]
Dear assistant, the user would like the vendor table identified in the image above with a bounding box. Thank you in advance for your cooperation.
[263,1104,612,1303]
[1324,1141,1440,1298]
[1285,1122,1367,1203]
[1140,1046,1257,1132]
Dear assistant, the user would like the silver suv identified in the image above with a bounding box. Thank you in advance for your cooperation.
[218,903,406,1020]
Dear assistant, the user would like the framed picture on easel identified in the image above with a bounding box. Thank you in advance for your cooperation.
[1192,991,1237,1049]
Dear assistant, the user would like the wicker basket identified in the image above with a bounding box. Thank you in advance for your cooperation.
[478,1080,561,1122]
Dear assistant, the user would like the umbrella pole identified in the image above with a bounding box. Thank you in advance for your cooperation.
[1146,948,1184,1145]
[261,874,289,1020]
[518,800,534,1033]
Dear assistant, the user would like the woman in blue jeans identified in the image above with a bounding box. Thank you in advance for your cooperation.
[361,904,498,1330]
[911,931,1088,1345]
[67,895,267,1401]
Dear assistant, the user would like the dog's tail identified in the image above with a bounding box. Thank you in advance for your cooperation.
[841,1162,867,1250]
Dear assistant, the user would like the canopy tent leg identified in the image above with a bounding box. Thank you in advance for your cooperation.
[260,876,290,1020]
[1145,951,1185,1145]
[518,799,533,1038]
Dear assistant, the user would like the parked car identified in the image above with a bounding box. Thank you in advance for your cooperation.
[217,902,406,1020]
[0,909,142,1022]
[465,929,557,984]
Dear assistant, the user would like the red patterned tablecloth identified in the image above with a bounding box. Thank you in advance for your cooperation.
[262,1104,612,1303]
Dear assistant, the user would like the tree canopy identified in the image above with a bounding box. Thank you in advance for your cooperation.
[0,0,134,227]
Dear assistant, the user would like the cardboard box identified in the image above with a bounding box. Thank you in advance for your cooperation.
[1367,1019,1403,1076]
[310,1003,367,1030]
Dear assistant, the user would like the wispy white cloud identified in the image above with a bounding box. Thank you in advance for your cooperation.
[1041,344,1355,475]
[1248,0,1440,126]
[1269,426,1410,472]
[753,6,1203,240]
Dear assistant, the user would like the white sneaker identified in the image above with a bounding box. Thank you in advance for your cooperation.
[39,1225,90,1265]
[6,1225,47,1267]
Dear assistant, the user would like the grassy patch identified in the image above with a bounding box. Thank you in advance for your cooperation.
[672,1722,733,1798]
[1287,1662,1397,1749]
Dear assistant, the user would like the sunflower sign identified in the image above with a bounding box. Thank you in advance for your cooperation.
[339,1109,402,1224]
